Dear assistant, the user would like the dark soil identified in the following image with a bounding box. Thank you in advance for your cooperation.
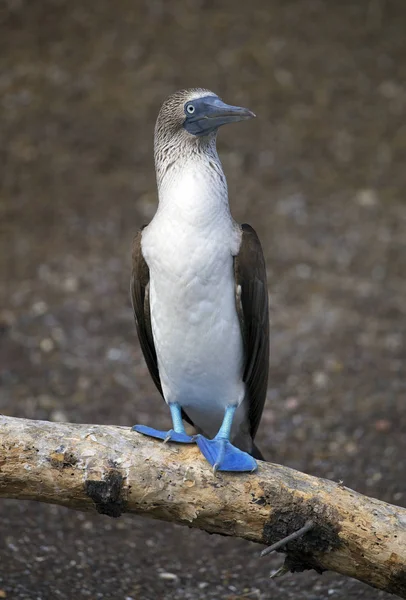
[1,1,405,598]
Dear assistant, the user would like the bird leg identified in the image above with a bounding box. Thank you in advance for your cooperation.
[132,402,195,443]
[196,406,257,472]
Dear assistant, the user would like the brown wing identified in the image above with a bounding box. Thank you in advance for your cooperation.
[131,227,163,396]
[234,224,270,440]
[130,227,193,425]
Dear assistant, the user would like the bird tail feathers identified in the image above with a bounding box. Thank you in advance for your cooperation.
[250,442,265,461]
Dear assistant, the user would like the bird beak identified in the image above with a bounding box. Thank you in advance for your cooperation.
[203,97,256,126]
[186,96,255,136]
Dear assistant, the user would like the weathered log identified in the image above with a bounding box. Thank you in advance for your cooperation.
[0,415,405,597]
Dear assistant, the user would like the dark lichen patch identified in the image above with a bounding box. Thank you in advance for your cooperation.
[85,470,126,518]
[283,553,326,576]
[386,566,406,596]
[261,487,342,574]
[48,445,78,470]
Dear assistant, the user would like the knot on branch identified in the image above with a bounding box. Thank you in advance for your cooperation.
[261,484,343,574]
[85,468,126,518]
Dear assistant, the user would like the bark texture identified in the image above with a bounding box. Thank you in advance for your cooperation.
[1,415,405,597]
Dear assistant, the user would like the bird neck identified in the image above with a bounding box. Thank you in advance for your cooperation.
[154,136,231,228]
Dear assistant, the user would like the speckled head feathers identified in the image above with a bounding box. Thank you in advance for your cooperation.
[155,88,217,140]
[153,88,255,186]
[153,89,219,184]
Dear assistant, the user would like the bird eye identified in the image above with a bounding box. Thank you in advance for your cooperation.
[186,104,195,114]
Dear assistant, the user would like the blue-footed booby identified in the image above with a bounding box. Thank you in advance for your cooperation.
[131,88,269,472]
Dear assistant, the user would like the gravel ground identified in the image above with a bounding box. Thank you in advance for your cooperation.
[0,1,405,598]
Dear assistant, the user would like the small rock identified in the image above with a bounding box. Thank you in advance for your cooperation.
[355,188,378,207]
[344,441,358,455]
[285,397,299,411]
[198,582,209,589]
[374,419,391,432]
[50,410,68,422]
[313,371,328,389]
[63,276,79,293]
[106,348,122,361]
[40,338,54,353]
[369,472,383,483]
[158,572,178,581]
[32,301,48,316]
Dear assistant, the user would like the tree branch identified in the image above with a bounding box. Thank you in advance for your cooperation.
[1,415,405,597]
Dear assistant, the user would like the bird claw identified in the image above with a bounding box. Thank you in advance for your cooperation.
[163,430,173,443]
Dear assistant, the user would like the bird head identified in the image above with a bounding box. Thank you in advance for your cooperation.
[155,88,255,143]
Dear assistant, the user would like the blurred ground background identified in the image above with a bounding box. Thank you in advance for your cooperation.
[0,0,405,598]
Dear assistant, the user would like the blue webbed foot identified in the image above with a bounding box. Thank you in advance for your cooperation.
[132,425,195,444]
[196,435,257,472]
